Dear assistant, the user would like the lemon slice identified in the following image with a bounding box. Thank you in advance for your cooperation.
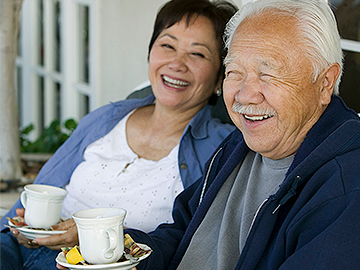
[66,245,85,265]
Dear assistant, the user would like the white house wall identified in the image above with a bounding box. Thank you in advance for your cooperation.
[98,0,169,106]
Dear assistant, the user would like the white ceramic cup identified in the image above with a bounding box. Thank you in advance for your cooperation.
[20,184,67,229]
[72,208,127,265]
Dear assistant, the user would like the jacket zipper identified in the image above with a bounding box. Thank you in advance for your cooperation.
[247,198,268,238]
[198,147,223,206]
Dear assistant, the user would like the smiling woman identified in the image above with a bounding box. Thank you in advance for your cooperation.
[147,15,221,115]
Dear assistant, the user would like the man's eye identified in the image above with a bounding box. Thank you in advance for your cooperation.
[225,70,237,78]
[225,70,245,82]
[259,73,274,80]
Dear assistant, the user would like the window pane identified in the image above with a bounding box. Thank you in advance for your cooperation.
[56,83,61,119]
[38,0,44,66]
[79,93,90,118]
[79,5,89,84]
[330,0,360,112]
[55,0,61,72]
[38,76,45,132]
[338,50,360,112]
[16,67,22,126]
[330,0,360,42]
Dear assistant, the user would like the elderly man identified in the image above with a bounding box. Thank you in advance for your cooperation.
[126,0,360,269]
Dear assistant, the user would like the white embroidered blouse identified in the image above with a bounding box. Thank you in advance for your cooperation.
[61,111,183,232]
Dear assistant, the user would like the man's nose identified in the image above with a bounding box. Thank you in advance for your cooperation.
[235,76,264,105]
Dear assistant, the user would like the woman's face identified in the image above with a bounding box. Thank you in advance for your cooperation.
[148,15,221,113]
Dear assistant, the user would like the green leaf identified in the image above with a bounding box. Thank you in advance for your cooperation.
[19,118,78,153]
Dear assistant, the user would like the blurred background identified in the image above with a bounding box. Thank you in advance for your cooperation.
[13,0,360,144]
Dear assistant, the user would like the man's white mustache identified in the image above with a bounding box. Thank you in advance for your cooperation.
[232,102,277,117]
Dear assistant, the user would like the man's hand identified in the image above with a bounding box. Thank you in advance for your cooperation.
[32,218,79,250]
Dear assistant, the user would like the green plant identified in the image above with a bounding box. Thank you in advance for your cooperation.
[20,119,77,153]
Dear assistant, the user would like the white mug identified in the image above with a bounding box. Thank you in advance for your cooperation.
[20,184,67,229]
[72,208,127,265]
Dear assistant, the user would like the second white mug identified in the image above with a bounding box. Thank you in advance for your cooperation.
[72,207,127,265]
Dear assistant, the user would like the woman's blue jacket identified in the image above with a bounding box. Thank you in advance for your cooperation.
[0,95,234,230]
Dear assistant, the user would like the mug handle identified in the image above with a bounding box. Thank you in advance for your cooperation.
[103,229,118,259]
[20,191,27,208]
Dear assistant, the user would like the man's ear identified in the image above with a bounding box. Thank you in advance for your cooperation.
[320,63,341,106]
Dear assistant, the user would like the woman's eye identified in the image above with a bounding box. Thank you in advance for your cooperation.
[191,52,205,58]
[161,44,174,50]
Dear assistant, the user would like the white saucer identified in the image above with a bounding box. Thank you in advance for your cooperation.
[7,220,67,240]
[55,244,152,270]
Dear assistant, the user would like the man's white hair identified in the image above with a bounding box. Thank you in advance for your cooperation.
[224,0,343,94]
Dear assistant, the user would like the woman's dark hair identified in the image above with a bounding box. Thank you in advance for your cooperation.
[148,0,238,97]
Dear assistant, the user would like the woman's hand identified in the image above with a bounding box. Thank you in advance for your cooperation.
[32,218,79,250]
[10,208,40,249]
[10,227,40,249]
[10,208,78,250]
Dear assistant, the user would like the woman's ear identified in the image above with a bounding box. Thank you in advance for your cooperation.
[214,76,224,95]
[320,63,341,106]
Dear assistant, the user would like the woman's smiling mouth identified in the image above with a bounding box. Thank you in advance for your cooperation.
[162,75,190,89]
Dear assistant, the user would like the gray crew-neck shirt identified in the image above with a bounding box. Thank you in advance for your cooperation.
[177,151,294,270]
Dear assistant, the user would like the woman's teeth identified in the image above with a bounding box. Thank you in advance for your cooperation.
[163,75,190,89]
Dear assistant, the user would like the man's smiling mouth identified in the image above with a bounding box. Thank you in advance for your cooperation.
[162,75,190,89]
[232,102,277,122]
[243,114,274,122]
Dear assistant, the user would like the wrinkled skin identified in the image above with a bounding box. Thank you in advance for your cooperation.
[223,12,341,160]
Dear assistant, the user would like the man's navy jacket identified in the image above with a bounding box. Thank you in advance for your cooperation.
[127,95,360,270]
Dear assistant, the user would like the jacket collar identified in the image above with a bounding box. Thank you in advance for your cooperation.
[275,95,360,207]
[182,104,213,140]
[109,95,155,132]
[289,95,360,174]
